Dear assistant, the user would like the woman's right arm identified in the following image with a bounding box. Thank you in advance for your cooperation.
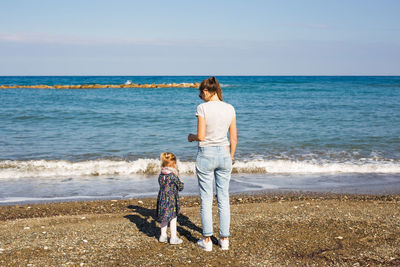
[188,116,206,142]
[229,117,237,160]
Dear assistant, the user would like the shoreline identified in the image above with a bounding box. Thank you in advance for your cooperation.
[1,192,400,221]
[2,172,400,206]
[1,192,399,266]
[2,186,400,207]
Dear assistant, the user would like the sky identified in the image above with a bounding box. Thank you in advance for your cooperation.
[1,0,400,75]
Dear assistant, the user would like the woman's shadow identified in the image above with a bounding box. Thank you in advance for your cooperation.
[124,205,202,243]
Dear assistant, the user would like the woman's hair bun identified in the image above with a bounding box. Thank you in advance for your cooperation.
[199,76,223,101]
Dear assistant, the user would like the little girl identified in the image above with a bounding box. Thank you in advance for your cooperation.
[156,152,184,244]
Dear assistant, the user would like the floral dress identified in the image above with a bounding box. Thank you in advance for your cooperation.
[156,167,184,223]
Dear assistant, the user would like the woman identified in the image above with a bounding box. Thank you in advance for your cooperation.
[188,76,237,251]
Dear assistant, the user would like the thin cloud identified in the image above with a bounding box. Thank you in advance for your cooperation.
[0,32,239,48]
[0,32,157,45]
[278,23,330,29]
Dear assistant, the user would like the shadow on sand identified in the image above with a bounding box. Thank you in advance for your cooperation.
[124,205,203,243]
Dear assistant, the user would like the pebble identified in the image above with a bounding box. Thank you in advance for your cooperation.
[24,227,30,230]
[1,194,399,266]
[83,240,88,243]
[44,246,49,250]
[138,200,143,204]
[81,217,86,220]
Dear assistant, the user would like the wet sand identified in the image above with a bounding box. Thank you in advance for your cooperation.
[1,193,400,266]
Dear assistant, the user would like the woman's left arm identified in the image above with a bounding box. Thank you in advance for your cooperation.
[229,117,237,160]
[188,116,206,142]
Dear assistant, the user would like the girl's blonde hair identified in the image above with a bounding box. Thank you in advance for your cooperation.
[160,152,177,167]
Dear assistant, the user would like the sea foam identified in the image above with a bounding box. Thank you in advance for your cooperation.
[1,158,400,179]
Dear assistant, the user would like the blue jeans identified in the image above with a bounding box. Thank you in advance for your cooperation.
[196,146,232,238]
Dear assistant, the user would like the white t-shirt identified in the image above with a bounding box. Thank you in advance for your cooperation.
[196,101,236,147]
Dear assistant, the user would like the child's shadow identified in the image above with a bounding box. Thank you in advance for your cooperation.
[124,205,202,243]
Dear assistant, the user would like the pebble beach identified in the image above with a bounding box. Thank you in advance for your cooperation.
[1,193,399,266]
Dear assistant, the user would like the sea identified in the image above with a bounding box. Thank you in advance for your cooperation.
[1,76,400,205]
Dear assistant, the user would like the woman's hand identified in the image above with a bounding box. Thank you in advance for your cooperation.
[188,134,197,142]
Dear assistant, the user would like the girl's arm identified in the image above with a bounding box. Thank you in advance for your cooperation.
[229,117,237,160]
[172,174,184,191]
[188,116,206,142]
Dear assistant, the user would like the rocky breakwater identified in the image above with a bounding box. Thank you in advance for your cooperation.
[0,82,200,89]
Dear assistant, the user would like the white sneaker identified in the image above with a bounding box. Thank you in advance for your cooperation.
[159,235,167,243]
[169,237,183,245]
[218,238,229,250]
[197,238,212,251]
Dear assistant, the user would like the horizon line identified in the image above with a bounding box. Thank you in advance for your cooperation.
[1,74,400,77]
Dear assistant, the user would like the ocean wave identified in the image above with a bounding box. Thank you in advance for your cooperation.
[1,158,400,179]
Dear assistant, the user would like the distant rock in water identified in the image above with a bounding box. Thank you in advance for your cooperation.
[0,82,200,89]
